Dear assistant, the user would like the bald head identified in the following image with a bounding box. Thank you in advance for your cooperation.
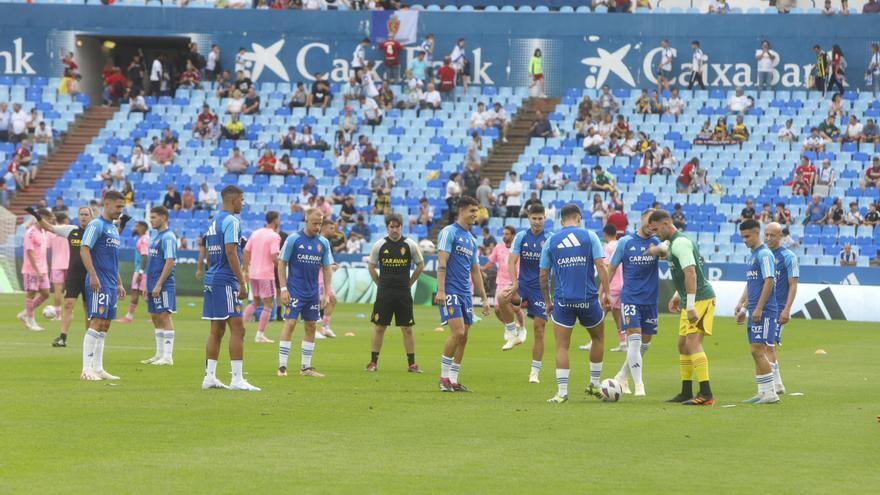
[764,222,783,249]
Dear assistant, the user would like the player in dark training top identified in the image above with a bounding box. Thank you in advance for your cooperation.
[366,213,425,373]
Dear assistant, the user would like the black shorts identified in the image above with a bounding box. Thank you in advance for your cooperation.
[371,289,414,327]
[64,270,87,300]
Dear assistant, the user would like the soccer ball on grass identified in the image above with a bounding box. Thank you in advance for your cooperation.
[42,306,58,320]
[599,378,622,402]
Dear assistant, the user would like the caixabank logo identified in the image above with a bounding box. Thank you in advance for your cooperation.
[0,38,36,75]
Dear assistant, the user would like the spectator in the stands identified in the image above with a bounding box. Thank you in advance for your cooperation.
[675,157,698,192]
[196,103,215,126]
[198,183,217,211]
[350,214,372,244]
[475,178,496,217]
[665,88,684,117]
[257,149,277,175]
[691,166,713,194]
[612,114,629,140]
[279,126,298,151]
[163,184,182,211]
[462,161,482,198]
[805,195,828,225]
[795,155,817,192]
[413,197,434,228]
[635,89,651,115]
[727,86,751,114]
[361,142,378,169]
[777,119,798,143]
[657,147,676,175]
[214,70,233,98]
[223,147,249,174]
[503,171,523,218]
[672,203,687,230]
[827,93,845,120]
[411,51,428,83]
[308,72,332,113]
[758,203,773,224]
[233,70,253,94]
[576,96,592,122]
[606,204,628,234]
[755,40,776,92]
[227,89,244,114]
[839,243,858,267]
[582,127,604,156]
[0,102,9,142]
[547,164,569,190]
[709,0,730,14]
[223,113,245,140]
[360,95,383,126]
[288,82,309,109]
[590,165,616,192]
[129,90,149,114]
[437,57,456,94]
[532,170,545,191]
[864,203,880,226]
[648,90,664,114]
[339,196,357,223]
[338,106,359,142]
[486,102,509,143]
[826,198,844,225]
[791,170,811,197]
[818,114,840,142]
[304,175,317,196]
[802,127,825,153]
[607,190,624,212]
[844,201,864,226]
[181,186,196,211]
[576,167,592,191]
[480,227,497,256]
[298,125,323,151]
[242,87,261,115]
[102,68,127,106]
[33,121,53,147]
[816,159,835,187]
[466,131,483,165]
[370,167,390,196]
[470,102,488,131]
[599,85,619,114]
[861,157,880,192]
[712,117,729,141]
[637,149,657,176]
[161,128,179,151]
[379,85,396,111]
[131,145,149,173]
[373,189,391,216]
[101,154,126,189]
[529,110,553,139]
[696,120,713,141]
[774,202,793,226]
[336,142,360,177]
[841,115,863,145]
[331,175,354,205]
[420,82,442,112]
[738,199,756,223]
[52,197,66,215]
[9,103,28,143]
[522,191,542,218]
[591,194,608,222]
[290,185,313,214]
[340,76,361,105]
[862,119,879,144]
[865,0,880,12]
[179,61,201,89]
[731,114,749,142]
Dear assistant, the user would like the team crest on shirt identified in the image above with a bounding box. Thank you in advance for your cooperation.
[540,240,545,248]
[316,244,322,253]
[400,247,406,255]
[625,316,630,325]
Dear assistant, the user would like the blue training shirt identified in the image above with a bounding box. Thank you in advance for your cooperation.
[539,226,604,304]
[437,222,478,296]
[610,233,661,305]
[81,216,121,287]
[204,210,242,285]
[772,246,799,310]
[147,228,177,291]
[511,228,551,288]
[746,243,778,313]
[279,230,334,301]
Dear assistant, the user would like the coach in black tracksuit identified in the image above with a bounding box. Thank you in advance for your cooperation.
[365,213,425,373]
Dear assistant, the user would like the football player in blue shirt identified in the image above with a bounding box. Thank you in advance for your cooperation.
[142,206,177,367]
[735,219,780,404]
[608,209,668,397]
[79,191,126,381]
[764,222,798,395]
[277,208,334,378]
[502,204,552,383]
[436,196,491,392]
[540,204,611,403]
[201,186,260,391]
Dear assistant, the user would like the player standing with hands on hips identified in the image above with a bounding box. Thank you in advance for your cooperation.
[437,196,491,392]
[365,213,425,373]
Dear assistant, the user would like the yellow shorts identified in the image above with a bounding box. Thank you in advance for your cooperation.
[678,298,715,336]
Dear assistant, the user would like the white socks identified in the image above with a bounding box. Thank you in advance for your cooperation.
[589,362,603,387]
[531,360,542,372]
[301,341,315,369]
[154,329,164,358]
[82,329,102,372]
[449,363,461,384]
[440,355,453,379]
[756,372,774,396]
[163,331,174,359]
[626,333,644,386]
[770,360,783,388]
[205,359,218,378]
[556,368,570,396]
[279,340,291,368]
[231,360,243,382]
[503,321,517,335]
[617,338,652,381]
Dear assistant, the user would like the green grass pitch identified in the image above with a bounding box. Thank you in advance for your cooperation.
[0,294,878,493]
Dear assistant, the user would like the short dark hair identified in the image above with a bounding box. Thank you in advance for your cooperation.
[503,225,517,236]
[36,208,54,221]
[739,219,761,231]
[560,203,582,220]
[135,221,149,231]
[104,190,124,202]
[150,205,169,218]
[603,224,617,237]
[265,211,279,224]
[458,195,479,209]
[54,211,68,223]
[648,209,671,223]
[221,185,243,201]
[527,204,545,216]
[385,213,403,226]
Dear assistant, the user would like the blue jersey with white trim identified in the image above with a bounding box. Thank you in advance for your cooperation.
[81,216,120,286]
[204,211,242,285]
[437,222,478,296]
[539,226,604,304]
[511,228,551,288]
[746,244,778,313]
[147,228,177,290]
[772,246,799,309]
[280,230,333,301]
[610,233,661,304]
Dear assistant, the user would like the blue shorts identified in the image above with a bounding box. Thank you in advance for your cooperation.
[517,285,547,320]
[86,286,118,321]
[284,297,320,322]
[747,311,778,345]
[439,293,473,326]
[551,298,605,329]
[147,286,177,314]
[621,302,659,335]
[775,322,785,345]
[202,282,243,320]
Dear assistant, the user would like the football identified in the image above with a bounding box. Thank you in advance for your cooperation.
[42,306,58,320]
[599,379,622,402]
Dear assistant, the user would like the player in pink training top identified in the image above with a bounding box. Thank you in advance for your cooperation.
[317,219,339,338]
[243,211,282,343]
[481,225,525,351]
[19,209,55,331]
[119,222,149,323]
[582,224,626,352]
[48,212,71,319]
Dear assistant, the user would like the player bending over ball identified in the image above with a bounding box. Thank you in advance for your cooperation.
[437,196,491,393]
[365,213,425,373]
[764,222,797,395]
[141,206,178,366]
[541,203,611,404]
[277,208,334,378]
